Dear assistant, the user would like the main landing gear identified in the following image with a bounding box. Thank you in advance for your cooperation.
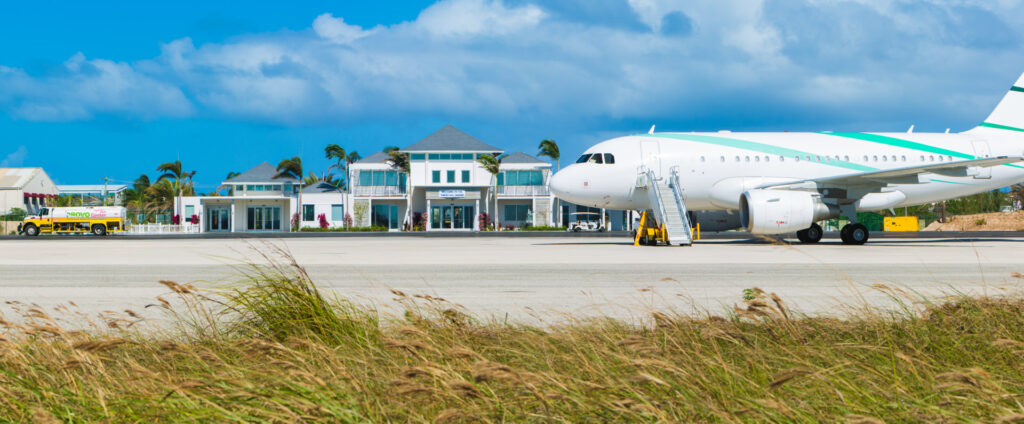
[796,223,823,244]
[795,222,870,245]
[840,223,869,245]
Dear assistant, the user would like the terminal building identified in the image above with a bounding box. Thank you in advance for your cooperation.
[176,125,630,234]
[0,167,58,215]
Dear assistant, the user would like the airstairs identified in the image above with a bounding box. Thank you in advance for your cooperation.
[641,168,693,246]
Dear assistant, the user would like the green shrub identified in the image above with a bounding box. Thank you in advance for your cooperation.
[522,225,567,231]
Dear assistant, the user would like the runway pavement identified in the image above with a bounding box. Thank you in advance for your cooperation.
[2,235,1023,324]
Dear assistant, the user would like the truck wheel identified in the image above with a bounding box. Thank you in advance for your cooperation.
[92,224,107,236]
[24,224,39,237]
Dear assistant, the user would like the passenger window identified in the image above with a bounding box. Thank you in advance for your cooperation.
[779,156,785,162]
[745,156,751,162]
[700,156,705,162]
[720,156,726,162]
[901,155,906,162]
[816,156,821,162]
[937,156,943,162]
[882,156,887,162]
[735,156,740,162]
[920,155,925,162]
[603,153,615,164]
[873,155,878,162]
[891,155,897,162]
[929,155,934,161]
[805,156,811,161]
[754,156,760,162]
[948,155,953,161]
[765,156,770,162]
[844,155,849,162]
[863,155,869,162]
[576,154,592,163]
[795,156,801,162]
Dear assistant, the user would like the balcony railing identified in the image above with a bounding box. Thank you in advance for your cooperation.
[497,185,550,197]
[353,185,407,197]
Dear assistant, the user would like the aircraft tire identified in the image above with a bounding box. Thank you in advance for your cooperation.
[845,223,869,245]
[796,223,822,244]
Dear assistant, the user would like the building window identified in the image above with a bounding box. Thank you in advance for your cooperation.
[303,205,315,221]
[359,170,406,186]
[498,170,543,186]
[185,205,195,221]
[331,204,344,221]
[504,204,533,222]
[447,170,455,183]
[432,170,440,183]
[461,170,470,183]
[411,154,425,160]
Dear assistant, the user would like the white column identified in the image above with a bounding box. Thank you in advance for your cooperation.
[474,199,480,231]
[230,200,236,233]
[601,207,606,230]
[426,199,432,230]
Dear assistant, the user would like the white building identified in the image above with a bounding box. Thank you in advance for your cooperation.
[176,162,346,233]
[349,125,556,231]
[0,168,58,215]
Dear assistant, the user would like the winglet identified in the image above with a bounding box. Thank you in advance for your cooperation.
[907,125,914,134]
[648,125,655,134]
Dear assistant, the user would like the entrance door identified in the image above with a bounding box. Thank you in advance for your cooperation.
[208,208,230,231]
[972,141,992,179]
[432,205,474,230]
[640,139,662,177]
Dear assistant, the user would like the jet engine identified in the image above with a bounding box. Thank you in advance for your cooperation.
[739,190,837,235]
[690,210,742,232]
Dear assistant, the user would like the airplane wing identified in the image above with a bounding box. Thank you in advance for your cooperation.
[755,156,1024,192]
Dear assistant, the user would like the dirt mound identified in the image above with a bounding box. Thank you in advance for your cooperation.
[923,210,1024,231]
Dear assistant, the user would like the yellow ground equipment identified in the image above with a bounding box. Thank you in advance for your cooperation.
[634,210,700,246]
[883,216,919,232]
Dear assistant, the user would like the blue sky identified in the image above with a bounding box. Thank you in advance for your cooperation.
[2,0,1023,190]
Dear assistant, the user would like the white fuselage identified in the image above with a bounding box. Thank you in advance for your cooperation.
[549,131,1024,214]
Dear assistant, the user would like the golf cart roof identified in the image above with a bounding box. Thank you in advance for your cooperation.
[569,212,600,215]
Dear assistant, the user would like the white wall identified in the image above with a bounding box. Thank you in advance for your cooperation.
[299,192,346,228]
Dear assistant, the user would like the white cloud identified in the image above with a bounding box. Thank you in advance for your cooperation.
[414,0,546,37]
[313,13,374,44]
[0,0,1022,129]
[0,145,28,167]
[0,53,193,121]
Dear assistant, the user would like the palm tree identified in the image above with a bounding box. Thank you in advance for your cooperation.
[383,146,400,153]
[538,139,560,171]
[225,171,240,180]
[276,157,303,228]
[477,153,503,230]
[538,139,561,226]
[325,144,347,186]
[145,179,177,221]
[156,160,194,222]
[386,150,412,230]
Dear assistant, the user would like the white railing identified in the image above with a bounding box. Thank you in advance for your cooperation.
[353,186,407,197]
[497,185,550,197]
[126,223,202,235]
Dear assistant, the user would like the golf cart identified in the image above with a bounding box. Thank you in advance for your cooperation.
[567,212,604,232]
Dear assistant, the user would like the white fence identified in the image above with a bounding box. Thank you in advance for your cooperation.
[497,185,550,197]
[126,223,201,235]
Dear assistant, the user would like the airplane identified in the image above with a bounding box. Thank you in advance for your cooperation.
[548,72,1024,245]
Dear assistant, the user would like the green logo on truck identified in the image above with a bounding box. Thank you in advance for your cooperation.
[67,212,91,218]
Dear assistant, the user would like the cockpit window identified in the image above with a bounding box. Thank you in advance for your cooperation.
[589,154,604,164]
[603,153,615,164]
[576,154,592,164]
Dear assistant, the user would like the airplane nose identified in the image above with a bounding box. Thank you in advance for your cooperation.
[549,168,570,198]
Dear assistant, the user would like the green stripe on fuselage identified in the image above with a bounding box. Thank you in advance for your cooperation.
[825,132,973,159]
[979,122,1024,133]
[641,133,876,172]
[1011,86,1024,93]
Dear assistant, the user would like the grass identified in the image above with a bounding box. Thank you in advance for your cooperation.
[3,257,1024,422]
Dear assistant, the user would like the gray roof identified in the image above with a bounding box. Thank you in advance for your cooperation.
[224,162,298,184]
[301,181,343,194]
[401,125,503,153]
[501,152,549,165]
[355,151,391,164]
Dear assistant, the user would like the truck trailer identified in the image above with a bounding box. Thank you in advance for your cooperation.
[19,207,126,236]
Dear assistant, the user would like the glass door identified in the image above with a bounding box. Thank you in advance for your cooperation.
[208,208,230,231]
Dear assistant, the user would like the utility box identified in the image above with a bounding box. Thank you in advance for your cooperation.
[884,216,919,232]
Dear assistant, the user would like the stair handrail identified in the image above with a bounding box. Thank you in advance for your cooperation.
[645,169,669,234]
[667,168,694,243]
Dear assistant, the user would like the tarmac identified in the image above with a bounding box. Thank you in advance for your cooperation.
[2,234,1023,325]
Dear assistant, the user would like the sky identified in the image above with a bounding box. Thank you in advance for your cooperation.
[2,0,1024,191]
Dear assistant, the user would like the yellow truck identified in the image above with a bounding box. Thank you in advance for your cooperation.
[19,207,126,236]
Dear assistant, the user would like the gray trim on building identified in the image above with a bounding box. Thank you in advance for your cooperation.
[401,125,503,153]
[501,152,550,165]
[224,162,298,184]
[355,151,391,164]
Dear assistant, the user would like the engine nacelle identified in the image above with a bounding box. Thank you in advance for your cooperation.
[690,210,742,232]
[739,190,837,235]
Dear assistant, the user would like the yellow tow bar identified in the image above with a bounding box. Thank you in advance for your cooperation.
[633,210,700,246]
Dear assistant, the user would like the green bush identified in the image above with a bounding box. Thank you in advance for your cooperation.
[521,225,567,231]
[298,225,388,232]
